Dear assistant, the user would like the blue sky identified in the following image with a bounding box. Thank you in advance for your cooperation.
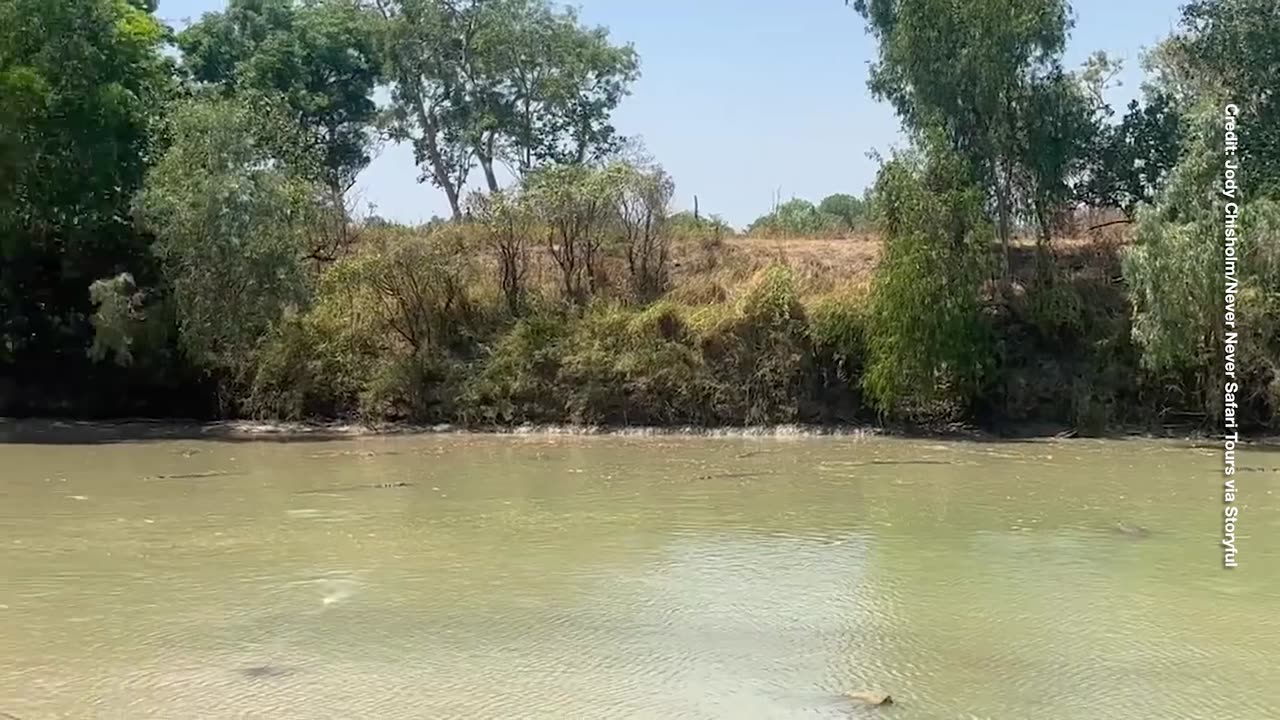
[159,0,1187,229]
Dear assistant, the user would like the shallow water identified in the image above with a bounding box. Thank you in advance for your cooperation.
[1,426,1278,719]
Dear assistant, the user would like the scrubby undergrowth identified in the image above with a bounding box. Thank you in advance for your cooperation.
[219,221,1273,435]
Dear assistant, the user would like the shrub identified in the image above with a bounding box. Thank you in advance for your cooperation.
[748,199,832,237]
[522,164,621,305]
[695,266,813,424]
[862,147,996,420]
[245,308,372,420]
[616,165,676,302]
[558,301,713,425]
[667,211,735,242]
[358,346,462,422]
[460,311,571,425]
[818,193,870,232]
[807,290,867,385]
[136,97,320,380]
[469,190,533,317]
[339,224,479,354]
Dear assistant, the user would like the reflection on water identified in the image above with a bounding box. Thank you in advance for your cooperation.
[1,427,1278,719]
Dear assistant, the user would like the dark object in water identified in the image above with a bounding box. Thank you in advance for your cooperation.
[296,481,412,495]
[847,460,951,467]
[695,472,769,480]
[240,665,292,679]
[846,691,893,706]
[151,471,240,480]
[1112,523,1151,538]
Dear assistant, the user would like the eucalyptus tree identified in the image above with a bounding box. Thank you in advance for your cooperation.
[1122,0,1280,423]
[369,0,638,218]
[851,0,1077,266]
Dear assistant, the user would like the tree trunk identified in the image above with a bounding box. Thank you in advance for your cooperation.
[479,132,499,193]
[413,102,462,221]
[995,157,1012,279]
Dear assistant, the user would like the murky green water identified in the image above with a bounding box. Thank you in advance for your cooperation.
[1,423,1278,719]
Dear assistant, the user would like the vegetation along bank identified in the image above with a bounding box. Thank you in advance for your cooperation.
[1,0,1277,435]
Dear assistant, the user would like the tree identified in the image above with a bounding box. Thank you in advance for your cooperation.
[1077,93,1183,218]
[0,0,174,387]
[177,0,382,251]
[614,163,675,301]
[1017,68,1095,246]
[370,0,638,218]
[748,199,828,237]
[852,0,1077,268]
[862,139,995,417]
[522,163,622,305]
[135,98,320,380]
[818,193,869,232]
[492,2,640,177]
[1178,0,1280,195]
[469,188,532,316]
[1122,0,1280,424]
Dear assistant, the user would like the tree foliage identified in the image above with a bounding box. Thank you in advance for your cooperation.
[136,98,320,378]
[747,195,870,237]
[1122,0,1280,423]
[1077,92,1183,217]
[371,0,639,219]
[520,162,624,305]
[852,0,1080,261]
[862,142,995,417]
[178,0,382,195]
[817,193,869,231]
[0,0,173,377]
[1178,0,1280,195]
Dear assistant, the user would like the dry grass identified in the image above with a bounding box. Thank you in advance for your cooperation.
[669,234,881,302]
[672,230,1131,302]
[398,222,1133,308]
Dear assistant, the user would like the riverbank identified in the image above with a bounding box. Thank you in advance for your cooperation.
[4,230,1275,434]
[2,417,1259,448]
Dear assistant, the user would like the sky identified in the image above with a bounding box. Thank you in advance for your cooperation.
[158,0,1188,229]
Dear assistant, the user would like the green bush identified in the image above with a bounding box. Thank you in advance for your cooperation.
[359,347,462,422]
[693,266,814,424]
[807,290,867,384]
[136,97,320,380]
[817,193,870,232]
[460,311,571,425]
[748,199,833,237]
[862,147,996,420]
[558,301,714,425]
[667,211,735,242]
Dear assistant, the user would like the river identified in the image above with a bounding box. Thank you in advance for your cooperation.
[1,423,1278,719]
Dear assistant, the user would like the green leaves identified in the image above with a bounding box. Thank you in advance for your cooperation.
[0,0,173,373]
[1077,92,1182,215]
[862,143,995,419]
[178,0,381,193]
[853,0,1079,250]
[136,97,320,376]
[373,0,638,217]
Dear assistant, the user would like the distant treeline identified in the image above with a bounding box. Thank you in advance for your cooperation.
[0,0,1276,434]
